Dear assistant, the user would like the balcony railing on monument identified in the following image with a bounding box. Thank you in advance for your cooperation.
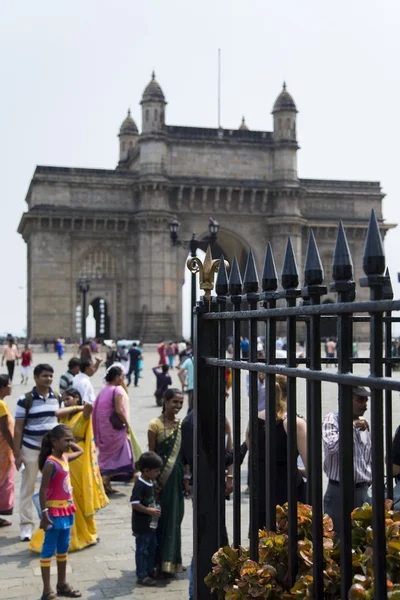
[191,210,400,600]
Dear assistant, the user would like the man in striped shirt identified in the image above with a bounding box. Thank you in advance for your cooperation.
[59,357,81,395]
[322,386,371,533]
[14,364,61,541]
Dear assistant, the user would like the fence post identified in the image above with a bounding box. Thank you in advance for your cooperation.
[360,209,387,598]
[193,299,219,600]
[330,221,355,598]
[229,256,243,548]
[302,230,326,598]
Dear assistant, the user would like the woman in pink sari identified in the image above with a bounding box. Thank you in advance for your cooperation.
[92,365,134,495]
[0,374,14,526]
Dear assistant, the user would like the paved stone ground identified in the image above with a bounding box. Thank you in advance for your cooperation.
[0,346,396,599]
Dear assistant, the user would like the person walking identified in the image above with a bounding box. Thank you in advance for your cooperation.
[2,337,19,382]
[157,340,167,366]
[92,365,134,495]
[166,343,175,369]
[105,342,118,370]
[240,336,249,359]
[131,451,163,587]
[152,364,172,407]
[326,338,337,367]
[148,388,185,576]
[127,343,142,387]
[117,345,129,374]
[73,359,101,405]
[0,374,14,527]
[38,424,83,600]
[322,386,371,533]
[13,364,81,541]
[137,341,144,379]
[20,344,33,385]
[59,358,81,395]
[29,387,108,553]
[56,338,64,361]
[178,356,194,411]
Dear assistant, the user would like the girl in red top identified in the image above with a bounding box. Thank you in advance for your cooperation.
[20,344,32,385]
[38,425,83,600]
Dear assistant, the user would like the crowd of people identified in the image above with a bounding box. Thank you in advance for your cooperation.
[0,335,393,599]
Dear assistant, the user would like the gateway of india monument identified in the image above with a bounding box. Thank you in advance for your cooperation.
[18,72,389,342]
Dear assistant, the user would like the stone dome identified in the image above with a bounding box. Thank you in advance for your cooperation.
[142,71,165,102]
[239,116,249,130]
[119,109,138,135]
[273,82,297,113]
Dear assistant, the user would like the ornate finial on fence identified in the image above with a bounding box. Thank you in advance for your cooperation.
[304,230,324,286]
[362,209,385,276]
[332,221,354,282]
[215,254,230,296]
[243,248,259,294]
[262,243,278,292]
[281,238,299,289]
[187,246,227,303]
[228,256,243,296]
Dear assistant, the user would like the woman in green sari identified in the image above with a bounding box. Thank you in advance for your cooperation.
[148,388,184,575]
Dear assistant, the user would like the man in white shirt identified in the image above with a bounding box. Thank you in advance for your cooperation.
[322,386,371,532]
[73,358,101,404]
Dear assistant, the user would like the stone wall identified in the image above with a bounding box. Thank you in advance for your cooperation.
[168,141,274,181]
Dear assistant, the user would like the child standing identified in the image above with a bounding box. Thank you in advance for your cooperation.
[130,451,163,586]
[38,424,83,600]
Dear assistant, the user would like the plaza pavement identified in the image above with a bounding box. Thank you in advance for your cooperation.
[0,346,395,599]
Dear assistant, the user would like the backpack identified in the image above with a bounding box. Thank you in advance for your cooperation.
[22,390,62,420]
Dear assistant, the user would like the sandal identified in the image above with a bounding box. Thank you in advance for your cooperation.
[56,583,82,598]
[138,576,156,586]
[41,593,58,600]
[0,518,11,527]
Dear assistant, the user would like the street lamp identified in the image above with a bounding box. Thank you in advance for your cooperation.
[169,217,220,343]
[78,274,90,343]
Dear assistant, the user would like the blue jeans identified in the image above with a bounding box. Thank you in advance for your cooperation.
[135,531,157,580]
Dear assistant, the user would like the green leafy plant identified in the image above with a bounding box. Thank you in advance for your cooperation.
[205,501,400,599]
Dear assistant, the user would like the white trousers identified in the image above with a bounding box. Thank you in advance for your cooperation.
[19,446,40,530]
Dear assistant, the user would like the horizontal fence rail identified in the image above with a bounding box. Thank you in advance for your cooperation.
[192,210,400,600]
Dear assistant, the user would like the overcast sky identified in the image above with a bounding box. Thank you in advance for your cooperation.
[1,0,398,335]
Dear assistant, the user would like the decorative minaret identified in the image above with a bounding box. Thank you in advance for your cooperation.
[272,82,299,184]
[118,109,139,163]
[139,71,168,176]
[140,70,167,135]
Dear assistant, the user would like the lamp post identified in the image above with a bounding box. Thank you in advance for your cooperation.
[169,217,219,343]
[78,274,90,343]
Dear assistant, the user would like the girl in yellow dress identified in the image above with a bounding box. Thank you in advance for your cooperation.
[30,388,108,552]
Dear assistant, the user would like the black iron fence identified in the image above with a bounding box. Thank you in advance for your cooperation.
[192,210,400,599]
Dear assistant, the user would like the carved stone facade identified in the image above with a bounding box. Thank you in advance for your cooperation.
[18,74,392,341]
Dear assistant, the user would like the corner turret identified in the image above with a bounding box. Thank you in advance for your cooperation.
[118,109,139,162]
[140,71,167,135]
[272,82,299,184]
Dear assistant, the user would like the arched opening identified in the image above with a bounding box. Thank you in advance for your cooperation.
[89,297,110,341]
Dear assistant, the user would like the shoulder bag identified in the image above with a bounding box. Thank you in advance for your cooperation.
[109,386,126,430]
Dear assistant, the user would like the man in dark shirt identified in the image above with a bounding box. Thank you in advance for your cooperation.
[127,343,142,387]
[152,364,172,406]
